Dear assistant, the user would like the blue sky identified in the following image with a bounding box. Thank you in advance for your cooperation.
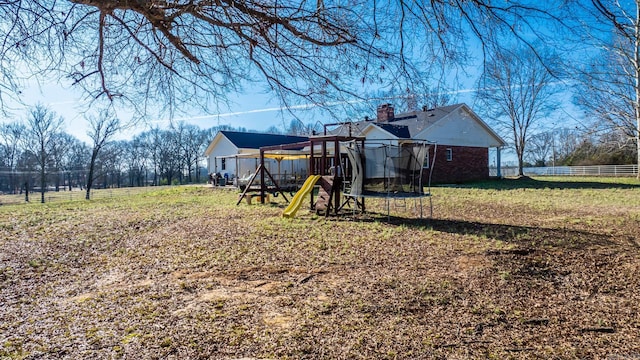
[0,1,590,153]
[6,76,581,168]
[8,76,485,144]
[7,80,319,143]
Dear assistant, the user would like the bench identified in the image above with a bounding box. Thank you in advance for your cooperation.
[238,193,270,205]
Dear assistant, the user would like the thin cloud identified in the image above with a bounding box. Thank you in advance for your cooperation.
[141,83,565,125]
[149,101,352,124]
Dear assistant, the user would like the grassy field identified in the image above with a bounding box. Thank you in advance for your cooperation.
[1,177,639,359]
[0,186,177,205]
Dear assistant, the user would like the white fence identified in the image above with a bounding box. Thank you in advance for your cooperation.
[491,164,638,177]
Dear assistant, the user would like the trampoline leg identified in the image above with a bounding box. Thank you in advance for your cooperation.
[386,197,390,220]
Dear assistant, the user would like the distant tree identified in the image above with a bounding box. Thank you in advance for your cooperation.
[286,119,308,136]
[25,105,64,203]
[400,86,453,112]
[597,131,637,165]
[138,129,162,186]
[85,111,122,199]
[15,147,37,201]
[559,131,635,166]
[158,129,182,185]
[171,122,208,183]
[65,138,90,190]
[192,127,211,183]
[477,45,561,176]
[49,132,77,191]
[552,128,583,165]
[265,126,282,135]
[100,141,126,188]
[123,138,148,187]
[0,122,27,193]
[526,132,554,167]
[572,1,640,178]
[139,127,181,185]
[170,124,187,184]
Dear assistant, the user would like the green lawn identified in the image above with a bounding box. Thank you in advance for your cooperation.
[1,177,639,359]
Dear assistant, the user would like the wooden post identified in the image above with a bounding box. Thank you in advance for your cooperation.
[361,139,366,213]
[309,139,315,210]
[333,139,340,215]
[321,140,327,175]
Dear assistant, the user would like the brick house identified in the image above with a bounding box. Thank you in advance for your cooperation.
[330,103,507,183]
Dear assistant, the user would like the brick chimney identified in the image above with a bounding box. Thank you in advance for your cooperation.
[376,103,394,123]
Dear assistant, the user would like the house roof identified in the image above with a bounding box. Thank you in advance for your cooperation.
[328,104,461,138]
[393,104,460,135]
[204,131,310,157]
[221,131,309,149]
[327,103,507,147]
[375,123,411,139]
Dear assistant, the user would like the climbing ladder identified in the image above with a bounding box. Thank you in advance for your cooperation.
[314,175,341,216]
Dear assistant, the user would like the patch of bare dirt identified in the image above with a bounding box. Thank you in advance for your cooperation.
[2,187,640,359]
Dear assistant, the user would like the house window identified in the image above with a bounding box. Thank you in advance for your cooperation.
[445,148,453,162]
[423,152,430,168]
[221,158,226,170]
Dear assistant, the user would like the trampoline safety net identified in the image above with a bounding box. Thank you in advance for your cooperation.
[344,140,431,197]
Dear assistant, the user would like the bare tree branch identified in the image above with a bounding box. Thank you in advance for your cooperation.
[0,1,567,118]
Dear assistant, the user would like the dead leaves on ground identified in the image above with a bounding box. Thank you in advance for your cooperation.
[1,185,640,359]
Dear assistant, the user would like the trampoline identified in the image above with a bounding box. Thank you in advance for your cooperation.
[343,139,436,218]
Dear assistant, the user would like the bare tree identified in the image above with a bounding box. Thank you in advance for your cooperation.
[49,132,77,191]
[192,126,211,183]
[25,105,64,203]
[138,129,162,186]
[265,125,283,135]
[477,45,561,176]
[85,110,122,199]
[526,131,554,167]
[572,1,640,178]
[171,122,207,184]
[405,86,453,111]
[0,122,27,193]
[123,137,149,187]
[63,136,90,191]
[137,127,181,185]
[286,119,308,136]
[551,127,582,164]
[0,1,562,116]
[160,130,182,185]
[100,141,126,188]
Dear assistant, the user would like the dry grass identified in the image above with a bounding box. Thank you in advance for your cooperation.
[1,177,640,359]
[0,186,176,205]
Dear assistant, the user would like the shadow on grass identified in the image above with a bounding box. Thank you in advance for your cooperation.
[353,213,619,250]
[439,177,640,190]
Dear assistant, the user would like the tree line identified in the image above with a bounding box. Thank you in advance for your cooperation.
[0,106,320,203]
[0,106,235,202]
[525,128,637,168]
